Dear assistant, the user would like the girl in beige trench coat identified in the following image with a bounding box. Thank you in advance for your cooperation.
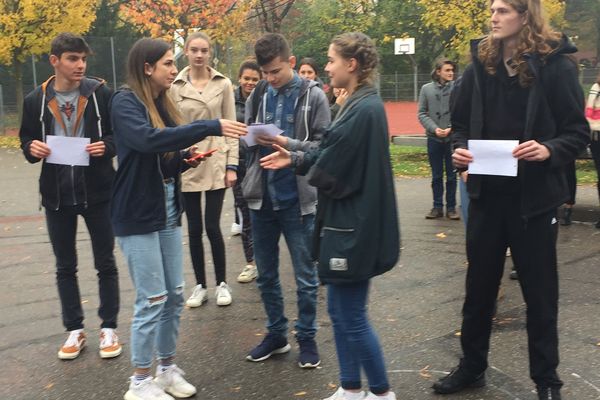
[170,31,238,309]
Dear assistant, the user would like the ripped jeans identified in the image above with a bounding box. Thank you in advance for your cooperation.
[117,182,185,368]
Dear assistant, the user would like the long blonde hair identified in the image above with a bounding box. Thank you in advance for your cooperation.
[478,0,561,87]
[126,38,182,128]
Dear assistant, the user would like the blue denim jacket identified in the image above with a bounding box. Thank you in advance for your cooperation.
[259,73,302,210]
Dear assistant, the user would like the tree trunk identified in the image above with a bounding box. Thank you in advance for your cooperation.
[14,60,24,126]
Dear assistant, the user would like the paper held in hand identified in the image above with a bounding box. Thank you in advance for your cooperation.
[46,136,91,166]
[242,123,283,147]
[468,139,519,177]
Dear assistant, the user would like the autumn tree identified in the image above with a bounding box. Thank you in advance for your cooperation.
[0,0,97,121]
[417,0,566,59]
[251,0,296,33]
[120,0,252,46]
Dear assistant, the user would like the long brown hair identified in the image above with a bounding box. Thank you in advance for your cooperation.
[330,32,379,87]
[478,0,561,87]
[126,38,182,128]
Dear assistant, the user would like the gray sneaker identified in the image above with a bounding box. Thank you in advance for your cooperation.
[425,208,444,219]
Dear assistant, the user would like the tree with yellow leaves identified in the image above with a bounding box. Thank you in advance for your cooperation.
[0,0,97,122]
[417,0,566,58]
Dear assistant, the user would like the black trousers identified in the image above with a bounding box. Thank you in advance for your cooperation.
[183,189,226,286]
[45,202,119,331]
[461,192,562,388]
[564,161,577,205]
[590,139,600,202]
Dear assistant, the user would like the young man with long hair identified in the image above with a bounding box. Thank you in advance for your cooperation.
[432,1,590,399]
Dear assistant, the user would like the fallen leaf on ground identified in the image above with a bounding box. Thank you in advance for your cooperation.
[455,331,462,337]
[81,300,88,304]
[294,391,307,396]
[230,386,241,392]
[44,383,54,390]
[328,383,337,389]
[436,232,447,238]
[419,365,432,379]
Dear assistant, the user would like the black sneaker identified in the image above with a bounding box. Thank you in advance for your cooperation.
[595,219,600,229]
[432,364,486,394]
[297,338,320,368]
[560,207,572,226]
[426,208,444,219]
[537,386,562,400]
[246,333,291,362]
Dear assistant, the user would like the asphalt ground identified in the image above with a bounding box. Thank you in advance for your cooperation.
[1,147,599,400]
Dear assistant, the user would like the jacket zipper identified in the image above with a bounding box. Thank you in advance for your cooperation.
[322,227,355,232]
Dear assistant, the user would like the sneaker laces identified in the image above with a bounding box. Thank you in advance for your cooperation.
[100,328,117,348]
[191,285,205,298]
[64,330,83,347]
[217,282,231,296]
[242,265,254,274]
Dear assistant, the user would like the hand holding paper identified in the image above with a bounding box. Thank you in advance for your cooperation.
[242,124,284,147]
[46,136,91,166]
[468,139,519,177]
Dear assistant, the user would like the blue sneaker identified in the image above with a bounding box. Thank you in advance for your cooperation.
[246,333,291,362]
[297,338,320,368]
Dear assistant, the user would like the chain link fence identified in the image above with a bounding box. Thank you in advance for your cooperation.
[1,37,598,134]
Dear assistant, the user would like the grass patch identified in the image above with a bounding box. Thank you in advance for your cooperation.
[389,144,598,184]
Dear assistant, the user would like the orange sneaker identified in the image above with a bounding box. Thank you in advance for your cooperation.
[99,328,122,359]
[58,330,86,360]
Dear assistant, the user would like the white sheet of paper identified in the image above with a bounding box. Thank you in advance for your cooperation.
[468,139,519,177]
[46,136,91,166]
[242,123,284,147]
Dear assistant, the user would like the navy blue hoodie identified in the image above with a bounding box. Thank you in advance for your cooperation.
[110,89,222,236]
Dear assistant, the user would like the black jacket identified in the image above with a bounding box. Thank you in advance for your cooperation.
[110,89,222,236]
[19,76,116,210]
[452,35,590,218]
[297,86,400,284]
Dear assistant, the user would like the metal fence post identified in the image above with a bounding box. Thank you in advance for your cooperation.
[110,37,118,90]
[32,55,38,87]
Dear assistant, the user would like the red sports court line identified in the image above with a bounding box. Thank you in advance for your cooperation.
[384,101,425,137]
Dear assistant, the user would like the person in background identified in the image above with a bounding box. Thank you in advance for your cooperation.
[170,31,238,308]
[298,57,325,89]
[19,32,121,361]
[418,58,460,220]
[233,59,262,283]
[110,37,246,400]
[434,1,590,399]
[585,72,600,228]
[260,31,400,400]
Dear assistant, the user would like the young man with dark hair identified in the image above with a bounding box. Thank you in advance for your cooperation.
[418,58,459,220]
[19,32,121,360]
[242,33,331,368]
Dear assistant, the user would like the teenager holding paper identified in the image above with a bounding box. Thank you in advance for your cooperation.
[19,33,122,361]
[260,32,400,400]
[433,1,589,398]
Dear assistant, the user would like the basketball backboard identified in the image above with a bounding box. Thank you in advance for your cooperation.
[394,38,415,55]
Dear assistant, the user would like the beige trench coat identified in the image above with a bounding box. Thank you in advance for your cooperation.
[170,66,238,192]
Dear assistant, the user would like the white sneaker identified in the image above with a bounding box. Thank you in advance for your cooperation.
[365,391,396,400]
[237,264,258,283]
[154,364,197,398]
[324,387,366,400]
[215,282,232,306]
[124,376,174,400]
[231,222,242,236]
[185,284,208,308]
[99,328,123,358]
[58,329,86,360]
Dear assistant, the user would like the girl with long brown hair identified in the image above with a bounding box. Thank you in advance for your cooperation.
[110,38,246,400]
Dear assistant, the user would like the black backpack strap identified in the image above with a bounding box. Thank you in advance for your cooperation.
[249,80,269,124]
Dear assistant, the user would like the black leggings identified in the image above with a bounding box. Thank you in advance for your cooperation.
[564,161,577,205]
[183,189,226,286]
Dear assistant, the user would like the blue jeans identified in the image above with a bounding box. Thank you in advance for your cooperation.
[427,137,457,210]
[328,280,390,395]
[250,201,318,340]
[117,182,185,368]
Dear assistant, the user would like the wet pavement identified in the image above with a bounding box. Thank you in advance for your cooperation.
[0,147,599,400]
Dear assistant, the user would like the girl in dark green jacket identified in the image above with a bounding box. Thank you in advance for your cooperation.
[260,32,400,400]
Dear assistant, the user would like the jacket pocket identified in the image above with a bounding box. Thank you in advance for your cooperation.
[318,226,358,278]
